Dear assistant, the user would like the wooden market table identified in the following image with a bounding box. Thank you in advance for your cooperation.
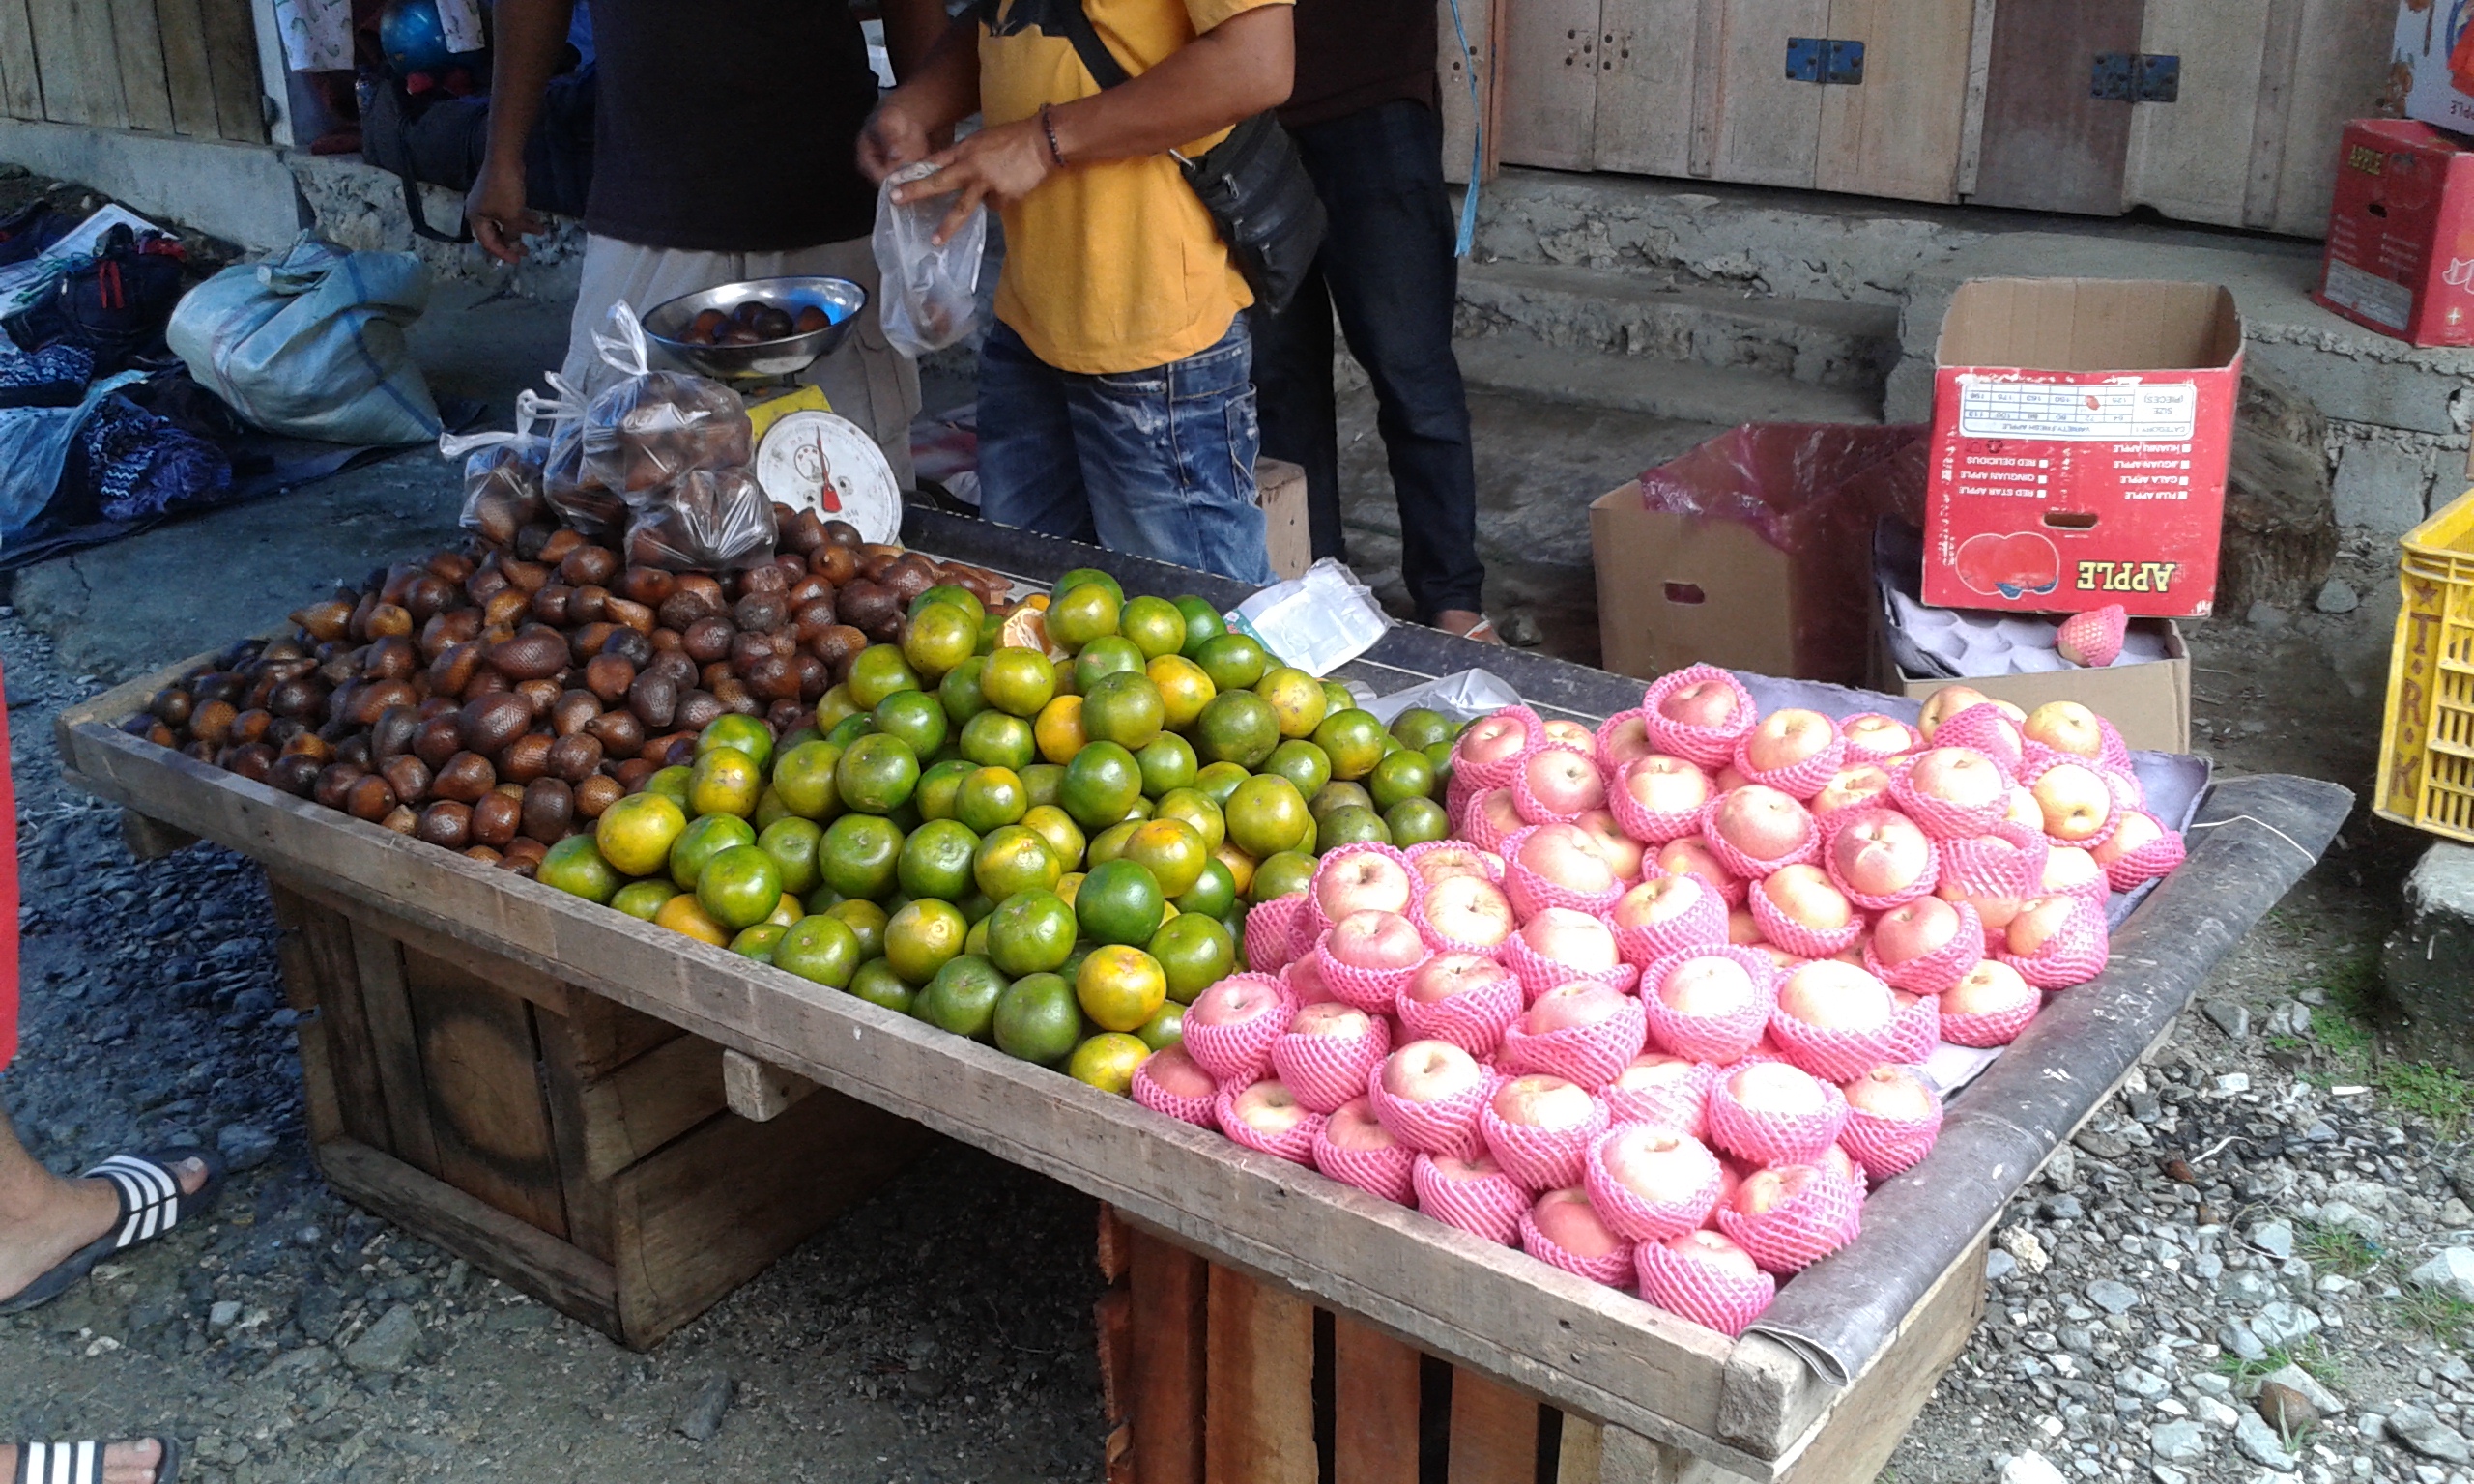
[57,510,2352,1483]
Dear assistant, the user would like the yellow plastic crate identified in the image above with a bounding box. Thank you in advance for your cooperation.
[2378,486,2474,842]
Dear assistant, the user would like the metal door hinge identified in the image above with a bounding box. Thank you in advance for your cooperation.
[2093,51,2179,101]
[1785,37,1863,84]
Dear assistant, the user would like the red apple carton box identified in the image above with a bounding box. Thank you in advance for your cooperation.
[2317,119,2474,347]
[1921,278,2242,620]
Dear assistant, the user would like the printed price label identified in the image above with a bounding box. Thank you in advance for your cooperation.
[1955,379,2199,442]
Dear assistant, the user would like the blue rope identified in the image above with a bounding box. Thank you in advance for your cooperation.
[1445,0,1482,257]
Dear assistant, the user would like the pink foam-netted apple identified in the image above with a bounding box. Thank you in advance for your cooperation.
[1317,908,1431,1012]
[1838,1065,1943,1181]
[1395,953,1523,1056]
[1216,1078,1325,1164]
[1515,745,1608,826]
[1705,785,1817,877]
[1769,960,1907,1083]
[1497,982,1648,1088]
[2090,810,2183,892]
[1542,719,1596,752]
[1183,973,1297,1083]
[1584,1123,1724,1241]
[1603,1052,1717,1135]
[1840,713,1919,763]
[1503,906,1627,1000]
[1368,1039,1493,1155]
[1707,1059,1848,1166]
[1611,754,1716,844]
[1609,872,1728,965]
[1282,951,1340,1008]
[1863,895,1984,996]
[1810,764,1895,827]
[1733,707,1845,800]
[1464,788,1528,853]
[1596,710,1655,774]
[1932,703,2028,774]
[1313,843,1418,927]
[1916,685,2001,743]
[2040,844,2111,907]
[1453,708,1540,789]
[1655,836,1746,908]
[1506,821,1625,918]
[1636,1229,1776,1336]
[1132,1043,1220,1127]
[1891,747,2011,840]
[1938,960,2040,1046]
[2028,758,2116,846]
[1312,1096,1418,1204]
[1412,1152,1532,1244]
[1480,1073,1609,1188]
[1998,894,2110,988]
[1405,840,1503,889]
[1573,809,1646,882]
[1826,811,1938,909]
[1642,947,1774,1066]
[1244,893,1309,976]
[1520,1186,1635,1286]
[1412,872,1517,956]
[1271,1002,1395,1113]
[1749,864,1861,957]
[2023,700,2104,759]
[1716,1161,1862,1273]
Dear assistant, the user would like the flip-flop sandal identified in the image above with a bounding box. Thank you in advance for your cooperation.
[0,1149,223,1318]
[13,1436,182,1484]
[1441,614,1505,645]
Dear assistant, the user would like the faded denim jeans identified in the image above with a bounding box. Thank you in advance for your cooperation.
[976,315,1278,585]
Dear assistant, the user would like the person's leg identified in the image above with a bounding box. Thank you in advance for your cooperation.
[0,1108,207,1305]
[1249,261,1346,563]
[765,239,924,490]
[1069,317,1277,585]
[975,320,1099,545]
[1300,102,1488,628]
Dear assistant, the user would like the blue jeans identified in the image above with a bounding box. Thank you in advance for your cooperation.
[976,315,1278,585]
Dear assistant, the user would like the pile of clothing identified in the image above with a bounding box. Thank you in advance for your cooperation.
[0,210,238,555]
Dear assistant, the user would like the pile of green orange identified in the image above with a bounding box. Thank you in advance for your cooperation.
[532,567,1462,1093]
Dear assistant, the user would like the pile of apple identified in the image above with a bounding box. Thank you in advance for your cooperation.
[1132,666,2187,1339]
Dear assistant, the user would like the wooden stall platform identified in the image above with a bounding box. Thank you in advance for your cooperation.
[53,511,2350,1478]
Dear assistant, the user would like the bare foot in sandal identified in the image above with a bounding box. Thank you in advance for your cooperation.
[2,1438,179,1484]
[0,1110,215,1309]
[1432,610,1505,645]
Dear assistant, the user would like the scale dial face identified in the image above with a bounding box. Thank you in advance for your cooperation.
[752,409,901,543]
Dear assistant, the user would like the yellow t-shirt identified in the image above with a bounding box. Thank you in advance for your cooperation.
[978,0,1289,375]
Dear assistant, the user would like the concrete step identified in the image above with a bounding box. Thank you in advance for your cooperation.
[1452,335,1882,425]
[1456,259,1901,392]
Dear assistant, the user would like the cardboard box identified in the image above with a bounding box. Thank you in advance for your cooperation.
[1257,457,1310,580]
[2391,0,2474,135]
[2317,119,2474,347]
[1868,604,2195,755]
[1921,279,2242,620]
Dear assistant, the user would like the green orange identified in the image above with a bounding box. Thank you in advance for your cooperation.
[1120,817,1209,899]
[1174,856,1239,920]
[1174,595,1227,658]
[826,898,889,958]
[757,816,825,899]
[1080,671,1165,750]
[1264,738,1333,802]
[981,645,1058,718]
[1385,796,1451,845]
[956,766,1028,833]
[1309,780,1374,821]
[1312,709,1387,781]
[819,813,904,900]
[595,791,687,877]
[1033,696,1087,765]
[1067,1033,1147,1095]
[873,689,949,759]
[697,714,776,775]
[1250,849,1317,902]
[1136,1002,1184,1052]
[835,732,921,814]
[1225,773,1311,859]
[1390,707,1454,751]
[774,913,863,988]
[1154,787,1225,853]
[1146,654,1215,731]
[1317,804,1391,851]
[901,599,978,679]
[897,817,982,901]
[848,958,913,1013]
[1073,635,1147,693]
[537,835,621,904]
[1367,748,1436,812]
[939,654,991,727]
[914,955,1008,1041]
[885,898,969,984]
[655,893,734,946]
[1192,691,1280,769]
[993,972,1083,1066]
[643,764,693,810]
[1048,582,1123,650]
[1020,804,1086,873]
[1077,858,1166,947]
[688,746,765,818]
[730,923,786,962]
[771,740,845,820]
[1255,667,1328,740]
[1059,741,1144,831]
[960,709,1036,771]
[611,879,680,922]
[1021,763,1066,810]
[847,644,924,709]
[1075,944,1168,1033]
[1135,732,1197,798]
[985,889,1079,977]
[1147,912,1234,1004]
[1193,762,1251,810]
[670,813,757,889]
[914,757,976,822]
[697,843,786,931]
[1194,631,1270,691]
[1118,595,1187,660]
[974,824,1062,900]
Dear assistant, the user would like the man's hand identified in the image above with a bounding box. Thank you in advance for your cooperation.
[891,118,1052,243]
[465,163,544,265]
[858,97,937,184]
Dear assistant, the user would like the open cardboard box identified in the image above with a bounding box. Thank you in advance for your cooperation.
[1867,598,2194,755]
[1258,457,1310,581]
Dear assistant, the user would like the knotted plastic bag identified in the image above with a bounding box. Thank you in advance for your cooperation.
[441,385,559,546]
[873,162,985,359]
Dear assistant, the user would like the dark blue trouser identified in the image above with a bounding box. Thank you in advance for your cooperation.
[1252,99,1485,623]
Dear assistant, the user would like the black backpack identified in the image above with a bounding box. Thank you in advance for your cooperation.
[2,224,187,375]
[362,63,597,243]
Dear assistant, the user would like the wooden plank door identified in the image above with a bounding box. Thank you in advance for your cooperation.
[2255,0,2391,235]
[1970,0,2144,214]
[1709,0,1828,188]
[197,0,264,141]
[107,0,176,130]
[1816,0,1978,203]
[155,0,227,135]
[1496,0,1604,168]
[1592,0,1700,176]
[2121,0,2272,226]
[1439,0,1497,184]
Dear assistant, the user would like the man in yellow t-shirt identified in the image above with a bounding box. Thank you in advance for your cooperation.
[859,0,1293,584]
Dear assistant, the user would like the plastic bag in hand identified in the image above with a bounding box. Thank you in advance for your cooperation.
[441,385,560,545]
[622,466,778,572]
[577,301,753,496]
[873,163,985,359]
